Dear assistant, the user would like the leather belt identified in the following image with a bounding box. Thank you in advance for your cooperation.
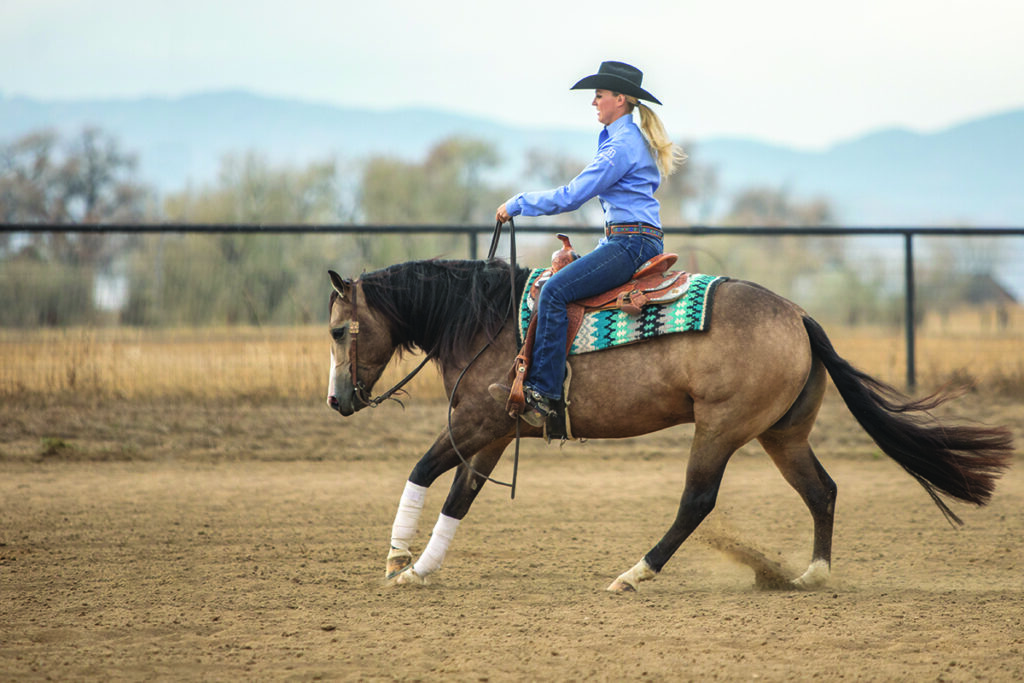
[605,222,663,240]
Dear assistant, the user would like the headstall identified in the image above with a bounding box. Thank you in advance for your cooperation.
[346,279,429,409]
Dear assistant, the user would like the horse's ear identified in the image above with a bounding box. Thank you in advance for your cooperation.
[328,270,352,299]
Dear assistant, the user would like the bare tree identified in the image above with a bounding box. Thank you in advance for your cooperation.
[0,127,151,226]
[1,127,153,272]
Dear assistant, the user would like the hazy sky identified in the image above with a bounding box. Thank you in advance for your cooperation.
[2,0,1023,149]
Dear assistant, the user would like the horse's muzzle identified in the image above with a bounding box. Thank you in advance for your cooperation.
[327,390,366,416]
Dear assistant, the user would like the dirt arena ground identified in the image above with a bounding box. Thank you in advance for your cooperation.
[1,392,1022,681]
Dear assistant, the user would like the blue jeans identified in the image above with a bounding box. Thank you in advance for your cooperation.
[527,234,663,399]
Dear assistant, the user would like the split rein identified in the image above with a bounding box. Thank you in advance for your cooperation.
[347,219,524,497]
[445,218,522,497]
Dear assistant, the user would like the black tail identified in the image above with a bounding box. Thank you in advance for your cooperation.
[802,316,1013,525]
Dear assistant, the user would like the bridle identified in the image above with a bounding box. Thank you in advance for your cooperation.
[346,280,430,410]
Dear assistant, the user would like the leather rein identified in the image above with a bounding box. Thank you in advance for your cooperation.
[344,219,523,497]
[445,218,522,497]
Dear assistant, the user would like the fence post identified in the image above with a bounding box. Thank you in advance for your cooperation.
[904,232,916,390]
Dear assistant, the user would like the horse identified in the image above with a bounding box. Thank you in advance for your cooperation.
[325,258,1013,592]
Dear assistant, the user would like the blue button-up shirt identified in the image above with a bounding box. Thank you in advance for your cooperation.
[505,114,661,227]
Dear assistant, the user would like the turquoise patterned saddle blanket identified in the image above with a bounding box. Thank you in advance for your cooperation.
[518,268,728,355]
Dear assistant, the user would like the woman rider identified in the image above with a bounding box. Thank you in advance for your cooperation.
[491,60,686,427]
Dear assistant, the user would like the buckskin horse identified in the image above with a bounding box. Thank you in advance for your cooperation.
[326,258,1013,592]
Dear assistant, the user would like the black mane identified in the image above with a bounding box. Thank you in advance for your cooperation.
[359,259,530,367]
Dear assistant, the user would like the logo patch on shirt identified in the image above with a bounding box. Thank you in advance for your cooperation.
[596,148,617,165]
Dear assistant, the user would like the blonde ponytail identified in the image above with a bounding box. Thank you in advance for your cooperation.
[627,97,687,178]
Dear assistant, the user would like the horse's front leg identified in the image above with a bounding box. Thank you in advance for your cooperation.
[385,479,427,580]
[387,429,512,586]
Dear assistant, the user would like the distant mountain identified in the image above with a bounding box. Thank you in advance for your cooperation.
[2,90,1023,226]
[696,110,1024,225]
[0,90,593,197]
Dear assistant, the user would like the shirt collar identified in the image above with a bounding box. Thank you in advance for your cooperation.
[604,113,634,135]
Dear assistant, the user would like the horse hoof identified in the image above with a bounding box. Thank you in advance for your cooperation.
[394,568,425,586]
[607,559,655,593]
[385,550,412,581]
[791,559,830,591]
[606,578,637,593]
[792,576,826,591]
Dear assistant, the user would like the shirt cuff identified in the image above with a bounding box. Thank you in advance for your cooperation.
[505,193,523,217]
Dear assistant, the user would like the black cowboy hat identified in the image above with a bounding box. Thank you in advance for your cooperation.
[570,61,662,105]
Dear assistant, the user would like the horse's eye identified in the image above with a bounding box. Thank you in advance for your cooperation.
[331,327,346,342]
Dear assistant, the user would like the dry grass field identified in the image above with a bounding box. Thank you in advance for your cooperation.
[1,321,1022,680]
[2,316,1022,403]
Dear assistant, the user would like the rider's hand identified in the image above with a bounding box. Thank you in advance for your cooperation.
[495,204,511,224]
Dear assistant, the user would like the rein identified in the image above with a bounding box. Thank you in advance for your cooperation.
[347,219,523,497]
[445,218,523,498]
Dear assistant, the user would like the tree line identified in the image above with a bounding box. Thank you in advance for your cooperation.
[0,127,1005,328]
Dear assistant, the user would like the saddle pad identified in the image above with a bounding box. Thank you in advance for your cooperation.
[519,268,728,355]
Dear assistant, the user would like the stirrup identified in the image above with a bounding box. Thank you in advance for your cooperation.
[489,382,553,428]
[521,387,556,428]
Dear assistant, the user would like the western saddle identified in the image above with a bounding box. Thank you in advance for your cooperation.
[505,234,686,418]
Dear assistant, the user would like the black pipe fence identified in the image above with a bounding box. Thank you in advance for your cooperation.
[4,223,1024,390]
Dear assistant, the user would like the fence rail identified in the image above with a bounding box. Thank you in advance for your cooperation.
[6,223,1024,237]
[5,223,1024,390]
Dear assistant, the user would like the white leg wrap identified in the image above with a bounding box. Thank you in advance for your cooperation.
[411,513,460,578]
[390,481,427,552]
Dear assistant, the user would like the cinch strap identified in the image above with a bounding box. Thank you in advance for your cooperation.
[606,222,663,240]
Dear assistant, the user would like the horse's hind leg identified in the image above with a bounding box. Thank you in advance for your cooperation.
[757,361,837,589]
[608,426,737,592]
[757,432,837,589]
